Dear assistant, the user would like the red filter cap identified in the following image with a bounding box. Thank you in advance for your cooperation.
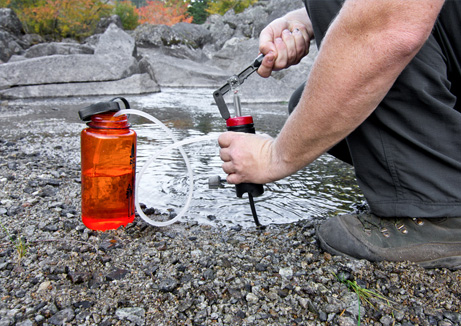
[226,116,254,127]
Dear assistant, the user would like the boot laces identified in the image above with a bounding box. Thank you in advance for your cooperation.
[358,214,424,238]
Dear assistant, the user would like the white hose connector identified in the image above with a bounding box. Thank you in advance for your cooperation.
[116,109,219,227]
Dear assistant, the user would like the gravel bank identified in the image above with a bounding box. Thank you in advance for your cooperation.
[0,104,460,326]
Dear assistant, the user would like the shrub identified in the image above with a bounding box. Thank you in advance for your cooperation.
[114,1,139,30]
[5,0,112,40]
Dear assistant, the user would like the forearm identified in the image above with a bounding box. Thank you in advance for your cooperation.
[271,0,444,177]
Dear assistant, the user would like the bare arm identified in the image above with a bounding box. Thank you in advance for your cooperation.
[219,0,444,184]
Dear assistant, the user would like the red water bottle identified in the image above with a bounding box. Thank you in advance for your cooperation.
[78,98,136,231]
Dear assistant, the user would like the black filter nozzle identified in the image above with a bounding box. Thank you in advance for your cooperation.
[78,97,130,122]
[226,116,265,199]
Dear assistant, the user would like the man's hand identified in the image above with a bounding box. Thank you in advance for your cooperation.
[218,132,283,184]
[258,8,313,78]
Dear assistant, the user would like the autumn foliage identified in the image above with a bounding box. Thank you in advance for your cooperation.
[0,0,259,41]
[7,0,111,39]
[135,0,192,26]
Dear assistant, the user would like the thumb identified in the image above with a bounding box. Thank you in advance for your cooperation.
[257,51,276,78]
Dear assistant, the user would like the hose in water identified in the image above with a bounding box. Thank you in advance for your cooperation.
[116,109,219,227]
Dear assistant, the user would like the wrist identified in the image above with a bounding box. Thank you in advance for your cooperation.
[269,137,299,182]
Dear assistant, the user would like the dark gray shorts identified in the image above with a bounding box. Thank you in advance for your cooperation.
[292,0,461,217]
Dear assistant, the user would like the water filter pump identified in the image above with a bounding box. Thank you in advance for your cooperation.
[212,54,265,227]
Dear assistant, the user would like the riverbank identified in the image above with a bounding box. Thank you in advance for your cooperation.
[0,103,460,326]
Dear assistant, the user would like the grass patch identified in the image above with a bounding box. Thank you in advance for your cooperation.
[1,221,28,261]
[334,272,397,325]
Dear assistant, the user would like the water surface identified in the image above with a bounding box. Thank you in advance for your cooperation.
[1,88,364,228]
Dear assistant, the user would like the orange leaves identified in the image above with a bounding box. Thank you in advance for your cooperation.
[135,0,192,26]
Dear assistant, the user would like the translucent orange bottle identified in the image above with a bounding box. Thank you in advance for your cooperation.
[79,98,136,231]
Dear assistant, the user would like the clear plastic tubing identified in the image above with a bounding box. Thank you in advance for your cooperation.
[115,109,219,227]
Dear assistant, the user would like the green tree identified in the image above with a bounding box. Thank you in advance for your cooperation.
[114,0,139,30]
[206,0,257,15]
[187,0,209,24]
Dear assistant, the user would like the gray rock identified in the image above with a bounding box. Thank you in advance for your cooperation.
[0,24,157,99]
[222,6,269,39]
[134,22,211,50]
[0,8,24,36]
[0,8,25,62]
[139,49,228,87]
[133,24,183,48]
[210,37,260,71]
[0,73,159,99]
[444,311,461,323]
[24,42,94,59]
[20,33,44,47]
[0,53,138,89]
[48,308,75,325]
[0,317,14,326]
[116,307,145,326]
[171,22,212,48]
[202,14,235,51]
[159,277,179,292]
[16,320,33,326]
[95,23,136,57]
[0,29,24,62]
[106,268,130,281]
[94,14,123,35]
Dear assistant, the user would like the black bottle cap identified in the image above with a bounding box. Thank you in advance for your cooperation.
[78,97,130,122]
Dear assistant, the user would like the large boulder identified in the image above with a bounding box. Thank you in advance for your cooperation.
[221,6,268,39]
[0,8,25,62]
[94,14,123,35]
[210,37,260,71]
[0,73,158,98]
[202,14,235,51]
[22,42,94,59]
[171,22,213,48]
[0,54,139,89]
[0,30,24,63]
[0,24,159,99]
[95,23,136,57]
[133,23,211,49]
[138,48,229,87]
[0,8,24,35]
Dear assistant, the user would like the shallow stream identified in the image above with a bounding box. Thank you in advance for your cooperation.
[1,88,364,228]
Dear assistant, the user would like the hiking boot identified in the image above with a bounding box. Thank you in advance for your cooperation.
[316,213,461,269]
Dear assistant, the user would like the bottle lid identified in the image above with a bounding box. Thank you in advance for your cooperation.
[78,97,130,122]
